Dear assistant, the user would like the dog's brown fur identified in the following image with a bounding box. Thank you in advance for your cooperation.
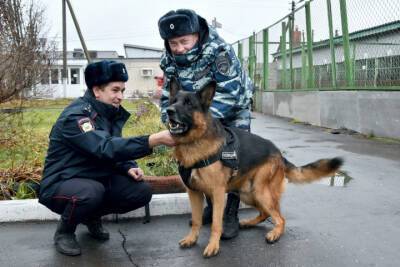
[167,79,343,257]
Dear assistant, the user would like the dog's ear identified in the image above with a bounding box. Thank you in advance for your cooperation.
[169,76,181,105]
[197,80,216,110]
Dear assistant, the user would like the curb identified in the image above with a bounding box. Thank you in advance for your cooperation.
[0,193,191,222]
[0,193,251,222]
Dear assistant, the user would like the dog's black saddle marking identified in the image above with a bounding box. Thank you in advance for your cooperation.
[178,127,240,190]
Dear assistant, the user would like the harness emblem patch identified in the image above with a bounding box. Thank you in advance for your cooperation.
[222,151,237,160]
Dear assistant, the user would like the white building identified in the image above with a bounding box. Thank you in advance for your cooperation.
[122,44,164,98]
[33,49,121,98]
[34,44,165,99]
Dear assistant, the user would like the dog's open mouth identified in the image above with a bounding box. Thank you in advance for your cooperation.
[167,118,188,135]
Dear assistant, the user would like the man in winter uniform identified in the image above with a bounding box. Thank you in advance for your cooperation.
[158,9,254,240]
[39,60,175,256]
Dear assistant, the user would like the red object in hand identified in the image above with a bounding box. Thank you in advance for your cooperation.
[154,76,164,87]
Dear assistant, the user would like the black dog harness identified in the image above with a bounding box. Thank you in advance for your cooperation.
[178,127,240,190]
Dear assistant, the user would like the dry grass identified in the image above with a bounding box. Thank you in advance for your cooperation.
[0,98,177,200]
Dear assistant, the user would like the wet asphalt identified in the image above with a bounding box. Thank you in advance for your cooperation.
[1,113,400,267]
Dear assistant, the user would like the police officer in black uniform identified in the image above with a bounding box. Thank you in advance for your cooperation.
[39,60,175,256]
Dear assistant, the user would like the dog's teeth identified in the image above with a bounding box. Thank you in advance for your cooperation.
[169,122,178,129]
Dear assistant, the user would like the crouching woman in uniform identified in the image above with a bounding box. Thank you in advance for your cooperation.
[39,60,175,256]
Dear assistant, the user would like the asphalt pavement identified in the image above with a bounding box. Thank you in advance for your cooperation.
[1,112,400,267]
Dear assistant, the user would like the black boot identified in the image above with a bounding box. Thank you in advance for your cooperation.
[221,192,240,240]
[84,218,110,240]
[54,219,81,256]
[189,196,213,226]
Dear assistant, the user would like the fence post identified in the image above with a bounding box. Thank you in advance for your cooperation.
[352,43,356,85]
[238,42,243,66]
[339,0,354,87]
[263,28,269,91]
[301,34,307,88]
[326,0,337,88]
[305,1,314,88]
[281,22,287,89]
[289,1,295,90]
[253,32,257,83]
[249,33,256,82]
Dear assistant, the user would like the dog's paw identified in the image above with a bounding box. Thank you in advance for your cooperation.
[265,230,281,244]
[203,242,220,258]
[179,235,197,248]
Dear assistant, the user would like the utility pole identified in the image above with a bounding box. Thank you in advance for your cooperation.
[212,17,222,29]
[65,0,91,62]
[61,0,91,98]
[62,0,67,98]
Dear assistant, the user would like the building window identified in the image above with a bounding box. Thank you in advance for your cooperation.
[70,68,80,84]
[51,69,59,84]
[141,68,153,77]
[73,50,84,59]
[41,70,50,84]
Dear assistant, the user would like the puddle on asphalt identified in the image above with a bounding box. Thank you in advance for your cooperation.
[316,170,353,187]
[305,139,339,143]
[288,145,310,149]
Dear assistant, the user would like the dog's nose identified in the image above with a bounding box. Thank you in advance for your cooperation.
[166,106,175,117]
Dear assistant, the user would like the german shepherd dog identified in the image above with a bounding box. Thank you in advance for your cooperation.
[166,78,343,257]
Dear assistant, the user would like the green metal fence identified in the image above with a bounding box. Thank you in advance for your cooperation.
[232,0,400,92]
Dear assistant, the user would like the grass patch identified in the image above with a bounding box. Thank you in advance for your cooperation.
[366,135,400,144]
[0,98,177,200]
[123,100,178,176]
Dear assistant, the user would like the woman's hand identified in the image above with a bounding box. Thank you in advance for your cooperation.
[128,167,144,181]
[148,130,176,148]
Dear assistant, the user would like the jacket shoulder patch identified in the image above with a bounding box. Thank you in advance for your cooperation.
[215,52,231,75]
[78,117,95,133]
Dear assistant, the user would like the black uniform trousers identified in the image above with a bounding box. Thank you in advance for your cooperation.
[46,174,152,226]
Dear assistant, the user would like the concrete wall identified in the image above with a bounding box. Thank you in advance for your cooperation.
[262,91,400,139]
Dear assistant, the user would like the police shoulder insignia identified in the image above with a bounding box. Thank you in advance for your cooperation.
[215,52,231,75]
[78,117,95,133]
[83,104,92,113]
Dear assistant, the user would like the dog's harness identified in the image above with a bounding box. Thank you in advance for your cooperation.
[178,127,240,190]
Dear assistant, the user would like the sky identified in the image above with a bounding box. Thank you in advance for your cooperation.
[37,0,290,56]
[35,0,398,57]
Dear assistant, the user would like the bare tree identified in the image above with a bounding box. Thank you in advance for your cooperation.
[0,0,55,103]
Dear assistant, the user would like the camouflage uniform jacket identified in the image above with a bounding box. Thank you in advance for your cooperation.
[159,26,254,125]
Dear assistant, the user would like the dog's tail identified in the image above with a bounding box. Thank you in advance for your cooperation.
[283,157,343,184]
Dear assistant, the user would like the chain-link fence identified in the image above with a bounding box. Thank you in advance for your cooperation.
[232,0,400,91]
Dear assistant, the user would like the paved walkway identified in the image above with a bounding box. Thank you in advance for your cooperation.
[1,113,400,267]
